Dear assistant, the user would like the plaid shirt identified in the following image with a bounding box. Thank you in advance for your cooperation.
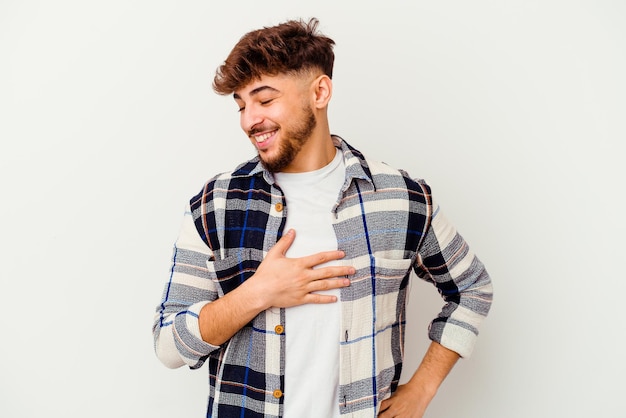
[153,137,492,417]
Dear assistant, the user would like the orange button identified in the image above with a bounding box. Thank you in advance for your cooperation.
[273,389,283,398]
[274,325,284,335]
[275,202,283,212]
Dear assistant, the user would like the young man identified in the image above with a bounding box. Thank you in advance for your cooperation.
[153,18,492,418]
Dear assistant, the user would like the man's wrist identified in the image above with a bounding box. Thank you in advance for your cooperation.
[404,375,438,403]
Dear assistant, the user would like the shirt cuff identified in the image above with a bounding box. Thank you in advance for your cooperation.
[429,320,478,359]
[173,301,221,368]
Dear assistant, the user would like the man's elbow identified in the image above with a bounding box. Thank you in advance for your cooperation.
[154,339,186,369]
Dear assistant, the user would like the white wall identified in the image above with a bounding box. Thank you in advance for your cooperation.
[1,1,624,417]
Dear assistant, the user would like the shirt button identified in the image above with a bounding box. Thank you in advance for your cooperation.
[274,325,284,334]
[273,389,283,398]
[275,202,283,212]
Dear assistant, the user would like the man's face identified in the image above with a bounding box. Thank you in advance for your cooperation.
[234,73,317,173]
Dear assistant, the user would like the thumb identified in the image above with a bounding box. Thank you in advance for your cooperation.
[269,229,296,257]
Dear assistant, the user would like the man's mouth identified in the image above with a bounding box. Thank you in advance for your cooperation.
[252,129,277,145]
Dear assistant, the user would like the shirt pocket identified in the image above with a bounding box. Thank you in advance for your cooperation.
[371,256,414,330]
[207,248,265,297]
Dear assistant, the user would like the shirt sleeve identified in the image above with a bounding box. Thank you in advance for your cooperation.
[414,198,493,358]
[152,204,221,369]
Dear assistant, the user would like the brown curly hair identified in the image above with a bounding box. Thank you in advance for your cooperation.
[213,18,335,95]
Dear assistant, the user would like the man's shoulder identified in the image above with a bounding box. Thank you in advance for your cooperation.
[363,158,429,193]
[337,136,430,194]
[189,156,263,208]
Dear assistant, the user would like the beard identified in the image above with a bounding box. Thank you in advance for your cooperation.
[258,105,317,173]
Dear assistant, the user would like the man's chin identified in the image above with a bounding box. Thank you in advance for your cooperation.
[259,154,293,173]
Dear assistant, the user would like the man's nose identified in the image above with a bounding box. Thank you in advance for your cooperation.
[241,106,264,134]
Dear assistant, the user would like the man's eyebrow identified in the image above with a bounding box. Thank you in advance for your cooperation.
[233,85,280,100]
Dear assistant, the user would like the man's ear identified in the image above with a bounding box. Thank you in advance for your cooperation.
[312,75,333,109]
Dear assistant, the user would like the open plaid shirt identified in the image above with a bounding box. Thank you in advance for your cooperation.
[153,137,492,417]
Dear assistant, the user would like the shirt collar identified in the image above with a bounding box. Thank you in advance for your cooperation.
[230,135,374,188]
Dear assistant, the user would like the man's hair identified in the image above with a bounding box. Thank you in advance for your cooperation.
[213,18,335,95]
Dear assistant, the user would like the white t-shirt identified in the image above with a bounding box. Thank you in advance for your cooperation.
[274,149,345,418]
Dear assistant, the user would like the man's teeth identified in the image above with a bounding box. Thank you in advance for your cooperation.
[255,132,273,142]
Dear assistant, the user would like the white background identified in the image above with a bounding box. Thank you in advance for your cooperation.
[1,1,625,417]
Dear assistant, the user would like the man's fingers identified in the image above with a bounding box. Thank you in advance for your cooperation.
[304,292,339,304]
[268,231,347,267]
[309,277,351,292]
[302,249,346,267]
[312,265,355,280]
[269,229,296,256]
[304,277,351,304]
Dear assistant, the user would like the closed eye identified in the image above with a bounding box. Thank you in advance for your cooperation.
[236,98,274,112]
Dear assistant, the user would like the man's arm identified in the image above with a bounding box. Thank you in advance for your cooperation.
[377,192,493,417]
[153,206,219,369]
[378,342,459,418]
[154,209,354,367]
[416,201,493,358]
[198,229,354,346]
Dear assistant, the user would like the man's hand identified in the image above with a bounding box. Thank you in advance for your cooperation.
[199,229,353,346]
[378,384,430,418]
[378,342,459,418]
[250,229,354,309]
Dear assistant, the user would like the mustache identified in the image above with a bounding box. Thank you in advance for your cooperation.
[248,124,278,137]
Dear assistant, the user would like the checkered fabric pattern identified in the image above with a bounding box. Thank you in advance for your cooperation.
[153,137,492,417]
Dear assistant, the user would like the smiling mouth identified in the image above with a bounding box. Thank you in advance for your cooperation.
[253,130,277,144]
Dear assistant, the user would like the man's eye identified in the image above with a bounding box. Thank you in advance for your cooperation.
[237,107,245,113]
[260,99,273,105]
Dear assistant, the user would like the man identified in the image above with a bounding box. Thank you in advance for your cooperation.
[153,18,492,418]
